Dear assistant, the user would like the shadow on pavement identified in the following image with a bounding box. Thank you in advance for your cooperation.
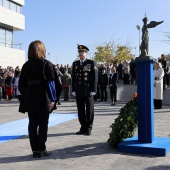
[0,142,119,163]
[145,165,170,169]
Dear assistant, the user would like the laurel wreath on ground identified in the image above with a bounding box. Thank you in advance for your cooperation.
[107,93,138,148]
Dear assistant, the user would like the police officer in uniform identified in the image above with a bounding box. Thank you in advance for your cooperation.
[62,68,71,101]
[72,45,98,135]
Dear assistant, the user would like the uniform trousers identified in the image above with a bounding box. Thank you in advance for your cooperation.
[124,74,130,84]
[0,87,2,100]
[154,99,162,109]
[110,87,117,103]
[63,87,69,101]
[76,96,94,132]
[28,112,49,151]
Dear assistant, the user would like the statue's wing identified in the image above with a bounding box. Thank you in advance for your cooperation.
[147,20,164,28]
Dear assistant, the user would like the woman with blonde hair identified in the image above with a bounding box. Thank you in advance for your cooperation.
[19,40,56,158]
[109,67,118,105]
[154,62,164,109]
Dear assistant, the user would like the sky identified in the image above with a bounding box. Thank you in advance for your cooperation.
[14,0,170,65]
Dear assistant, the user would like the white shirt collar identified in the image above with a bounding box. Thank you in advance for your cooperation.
[80,58,86,63]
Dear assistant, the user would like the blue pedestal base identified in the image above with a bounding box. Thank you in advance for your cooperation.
[118,136,170,156]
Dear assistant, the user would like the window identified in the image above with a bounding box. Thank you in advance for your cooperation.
[16,4,21,13]
[1,0,22,13]
[3,0,10,9]
[0,0,3,6]
[6,30,13,47]
[0,28,5,47]
[10,1,16,12]
[0,28,13,48]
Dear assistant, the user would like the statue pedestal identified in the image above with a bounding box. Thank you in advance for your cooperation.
[118,58,170,156]
[119,136,170,156]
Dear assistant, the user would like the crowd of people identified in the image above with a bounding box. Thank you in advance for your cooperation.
[0,66,21,101]
[0,54,169,104]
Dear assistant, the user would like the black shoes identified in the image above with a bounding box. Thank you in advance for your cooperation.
[76,130,85,135]
[76,130,92,136]
[33,150,52,158]
[85,131,91,136]
[38,150,52,157]
[33,151,37,158]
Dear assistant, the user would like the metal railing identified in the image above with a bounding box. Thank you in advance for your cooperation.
[0,41,22,50]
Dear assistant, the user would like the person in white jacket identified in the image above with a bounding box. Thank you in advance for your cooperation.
[154,62,164,109]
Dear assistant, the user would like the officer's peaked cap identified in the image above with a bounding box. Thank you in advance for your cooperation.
[77,44,89,52]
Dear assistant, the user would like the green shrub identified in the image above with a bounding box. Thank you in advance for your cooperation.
[107,96,138,147]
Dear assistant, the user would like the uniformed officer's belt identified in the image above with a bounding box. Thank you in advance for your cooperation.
[27,80,42,85]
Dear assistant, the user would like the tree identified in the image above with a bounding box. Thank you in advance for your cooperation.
[166,54,170,67]
[114,46,133,62]
[93,41,134,63]
[166,54,170,60]
[93,42,115,63]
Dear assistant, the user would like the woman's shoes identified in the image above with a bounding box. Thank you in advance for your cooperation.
[33,150,52,158]
[33,151,37,158]
[111,102,116,106]
[37,150,52,158]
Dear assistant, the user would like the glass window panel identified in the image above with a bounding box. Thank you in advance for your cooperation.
[0,28,5,47]
[0,0,3,6]
[10,2,16,12]
[6,30,13,48]
[3,0,10,9]
[6,30,13,41]
[16,5,21,13]
[6,40,12,47]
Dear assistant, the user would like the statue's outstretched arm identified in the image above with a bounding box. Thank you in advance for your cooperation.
[147,20,164,28]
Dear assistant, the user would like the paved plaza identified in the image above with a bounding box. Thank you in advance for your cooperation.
[1,99,170,170]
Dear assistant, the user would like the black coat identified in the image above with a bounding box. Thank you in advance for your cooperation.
[5,76,13,88]
[72,59,98,96]
[98,73,108,86]
[109,73,118,88]
[18,59,55,113]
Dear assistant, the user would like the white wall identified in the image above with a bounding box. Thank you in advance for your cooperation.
[0,46,25,68]
[114,84,169,105]
[0,6,25,30]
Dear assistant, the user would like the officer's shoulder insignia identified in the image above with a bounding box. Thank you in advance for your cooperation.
[74,61,79,65]
[88,59,94,61]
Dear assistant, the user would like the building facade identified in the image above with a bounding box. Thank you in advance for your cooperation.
[0,0,25,68]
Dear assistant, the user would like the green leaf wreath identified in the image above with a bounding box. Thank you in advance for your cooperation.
[107,93,138,147]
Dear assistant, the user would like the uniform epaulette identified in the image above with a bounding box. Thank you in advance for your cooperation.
[73,60,79,64]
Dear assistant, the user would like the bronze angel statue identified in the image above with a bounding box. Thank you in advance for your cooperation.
[140,16,163,57]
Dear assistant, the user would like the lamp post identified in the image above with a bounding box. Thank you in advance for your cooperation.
[136,25,140,56]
